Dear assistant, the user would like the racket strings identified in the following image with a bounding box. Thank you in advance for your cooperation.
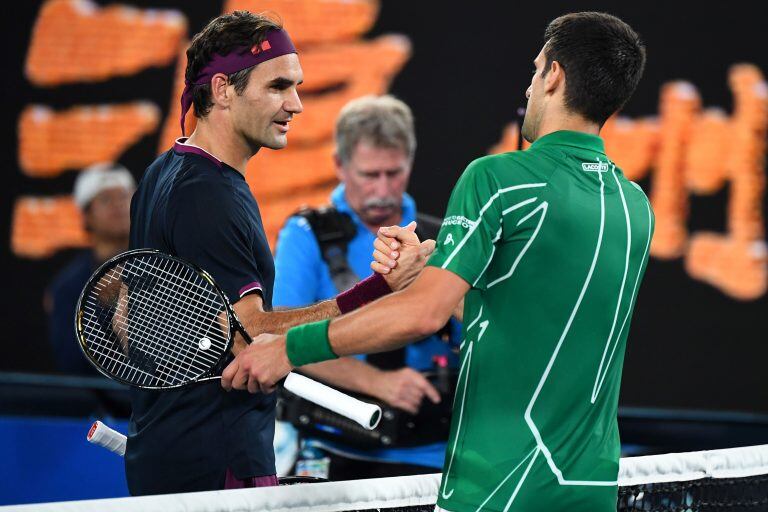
[82,269,149,379]
[81,301,164,385]
[83,277,200,386]
[128,258,226,327]
[124,260,219,361]
[80,253,231,387]
[137,257,229,356]
[89,281,173,385]
[121,257,227,384]
[118,268,207,384]
[120,258,224,383]
[94,260,205,386]
[121,261,222,385]
[79,315,156,380]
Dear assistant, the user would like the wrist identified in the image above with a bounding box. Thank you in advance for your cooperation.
[285,319,338,367]
[336,273,392,314]
[278,336,295,372]
[362,366,388,400]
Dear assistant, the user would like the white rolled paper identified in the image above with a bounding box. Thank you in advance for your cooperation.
[284,372,382,430]
[86,420,127,456]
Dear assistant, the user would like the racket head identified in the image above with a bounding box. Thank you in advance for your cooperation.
[75,249,235,389]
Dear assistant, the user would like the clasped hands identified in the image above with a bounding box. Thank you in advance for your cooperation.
[220,222,436,394]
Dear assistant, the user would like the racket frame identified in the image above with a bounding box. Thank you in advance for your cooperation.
[75,248,244,390]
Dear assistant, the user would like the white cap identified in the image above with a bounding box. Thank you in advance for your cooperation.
[74,163,136,210]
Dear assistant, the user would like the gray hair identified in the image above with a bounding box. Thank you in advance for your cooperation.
[334,95,416,165]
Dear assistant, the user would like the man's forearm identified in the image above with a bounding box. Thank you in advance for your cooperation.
[326,268,468,358]
[233,274,400,358]
[301,357,384,397]
[328,290,437,357]
[246,299,340,336]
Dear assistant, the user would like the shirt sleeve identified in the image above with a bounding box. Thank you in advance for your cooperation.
[166,177,264,304]
[273,216,323,308]
[427,158,505,289]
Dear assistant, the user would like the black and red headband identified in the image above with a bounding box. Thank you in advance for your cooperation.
[180,28,297,135]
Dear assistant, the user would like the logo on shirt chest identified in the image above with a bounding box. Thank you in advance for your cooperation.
[581,162,610,173]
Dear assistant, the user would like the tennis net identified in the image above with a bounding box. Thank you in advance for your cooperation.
[4,444,767,512]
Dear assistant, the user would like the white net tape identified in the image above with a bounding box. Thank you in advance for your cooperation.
[3,445,768,512]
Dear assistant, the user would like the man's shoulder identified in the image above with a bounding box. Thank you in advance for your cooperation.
[136,150,220,199]
[459,152,547,189]
[471,151,528,166]
[156,164,256,246]
[624,177,650,200]
[147,147,231,183]
[621,177,654,217]
[609,164,651,203]
[164,160,240,208]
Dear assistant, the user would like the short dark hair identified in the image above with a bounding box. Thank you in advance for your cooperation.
[543,12,646,126]
[185,11,282,118]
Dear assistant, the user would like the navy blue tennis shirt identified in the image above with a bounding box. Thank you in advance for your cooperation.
[126,138,276,495]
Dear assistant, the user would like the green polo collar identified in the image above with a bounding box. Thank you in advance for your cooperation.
[529,130,606,154]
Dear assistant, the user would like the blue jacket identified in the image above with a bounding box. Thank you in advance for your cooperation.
[274,184,461,468]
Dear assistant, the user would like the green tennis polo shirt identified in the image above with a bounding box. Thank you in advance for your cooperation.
[428,130,654,512]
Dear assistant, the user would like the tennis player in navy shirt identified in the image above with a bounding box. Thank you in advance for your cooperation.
[127,11,434,495]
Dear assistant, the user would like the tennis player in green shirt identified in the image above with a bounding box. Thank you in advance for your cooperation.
[224,11,650,512]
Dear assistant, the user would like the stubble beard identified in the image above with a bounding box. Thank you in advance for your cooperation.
[521,106,538,143]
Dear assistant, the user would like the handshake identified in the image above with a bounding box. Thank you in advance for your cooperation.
[220,220,440,396]
[370,220,437,292]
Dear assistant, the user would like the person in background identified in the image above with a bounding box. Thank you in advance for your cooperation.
[44,162,135,374]
[273,95,461,480]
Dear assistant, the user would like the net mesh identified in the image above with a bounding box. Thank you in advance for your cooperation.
[617,474,768,511]
[616,444,768,511]
[10,445,768,512]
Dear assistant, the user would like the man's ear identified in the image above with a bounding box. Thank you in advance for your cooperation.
[543,60,565,95]
[333,153,346,181]
[210,73,232,108]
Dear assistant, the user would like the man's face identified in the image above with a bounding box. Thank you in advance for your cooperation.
[84,187,132,240]
[521,47,547,143]
[338,141,412,227]
[230,53,304,150]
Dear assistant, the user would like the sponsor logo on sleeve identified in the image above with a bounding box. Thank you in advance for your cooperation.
[442,215,476,229]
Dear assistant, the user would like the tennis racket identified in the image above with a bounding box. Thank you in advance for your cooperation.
[87,420,126,456]
[75,249,381,430]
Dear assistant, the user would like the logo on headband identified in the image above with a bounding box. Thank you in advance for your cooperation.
[251,40,272,55]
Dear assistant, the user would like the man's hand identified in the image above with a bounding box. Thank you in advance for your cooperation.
[221,333,293,394]
[371,367,441,414]
[371,221,436,291]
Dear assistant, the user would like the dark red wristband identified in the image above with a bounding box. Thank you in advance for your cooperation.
[336,273,392,314]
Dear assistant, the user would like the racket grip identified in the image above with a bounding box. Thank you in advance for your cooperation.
[87,421,127,456]
[284,372,382,430]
